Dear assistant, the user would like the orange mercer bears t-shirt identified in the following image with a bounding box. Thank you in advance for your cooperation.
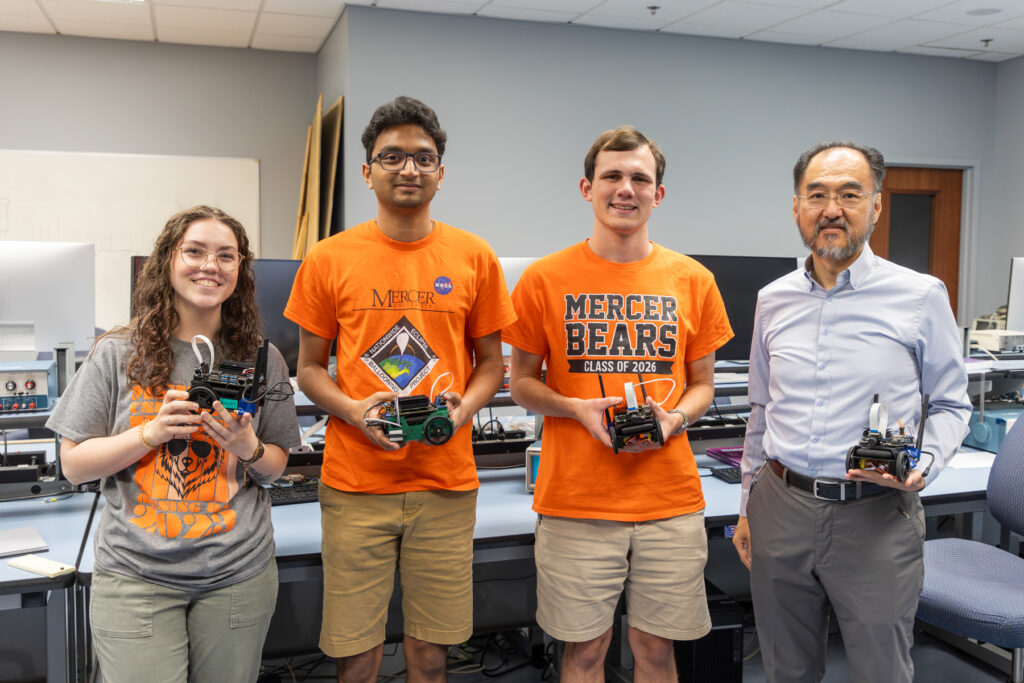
[503,241,733,521]
[285,220,516,493]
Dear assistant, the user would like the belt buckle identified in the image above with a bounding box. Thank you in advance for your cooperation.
[812,478,843,501]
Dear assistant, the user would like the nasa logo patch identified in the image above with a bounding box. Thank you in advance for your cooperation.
[434,276,453,296]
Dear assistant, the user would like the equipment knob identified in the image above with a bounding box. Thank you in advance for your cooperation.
[4,380,15,391]
[24,379,36,391]
[11,403,19,410]
[28,402,36,409]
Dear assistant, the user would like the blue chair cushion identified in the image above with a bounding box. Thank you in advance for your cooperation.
[919,537,1024,649]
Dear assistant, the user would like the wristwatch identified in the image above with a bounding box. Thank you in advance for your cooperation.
[667,408,690,436]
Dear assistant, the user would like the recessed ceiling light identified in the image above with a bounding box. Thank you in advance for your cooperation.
[966,8,1001,16]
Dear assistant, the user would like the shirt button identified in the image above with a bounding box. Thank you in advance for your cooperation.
[817,400,825,406]
[812,436,820,443]
[810,469,818,476]
[823,329,829,335]
[827,296,834,302]
[819,363,826,370]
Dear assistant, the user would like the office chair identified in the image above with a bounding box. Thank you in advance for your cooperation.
[917,419,1024,682]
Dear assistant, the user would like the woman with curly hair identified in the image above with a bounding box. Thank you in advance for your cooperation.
[47,205,299,683]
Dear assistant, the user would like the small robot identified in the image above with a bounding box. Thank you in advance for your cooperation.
[846,393,933,482]
[187,338,269,417]
[370,394,455,446]
[599,373,664,454]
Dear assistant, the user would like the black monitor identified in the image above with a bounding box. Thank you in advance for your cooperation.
[131,256,303,376]
[689,255,799,362]
[252,259,302,377]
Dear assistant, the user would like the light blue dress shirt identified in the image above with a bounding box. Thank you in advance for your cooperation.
[739,245,971,516]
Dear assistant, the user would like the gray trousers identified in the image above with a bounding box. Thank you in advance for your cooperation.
[748,464,925,683]
[90,561,278,683]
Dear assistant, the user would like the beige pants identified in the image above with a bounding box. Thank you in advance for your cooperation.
[535,511,711,642]
[318,483,477,657]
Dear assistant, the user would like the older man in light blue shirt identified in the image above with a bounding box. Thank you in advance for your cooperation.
[732,140,971,683]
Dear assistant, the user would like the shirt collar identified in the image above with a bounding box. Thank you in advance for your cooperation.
[801,243,876,292]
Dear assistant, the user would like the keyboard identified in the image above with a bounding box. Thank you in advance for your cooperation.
[267,481,319,506]
[711,467,743,484]
[710,402,751,415]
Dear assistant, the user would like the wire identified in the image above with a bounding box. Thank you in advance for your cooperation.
[190,334,215,370]
[429,371,454,402]
[633,377,676,406]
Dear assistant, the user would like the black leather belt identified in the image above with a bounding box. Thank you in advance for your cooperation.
[767,459,888,502]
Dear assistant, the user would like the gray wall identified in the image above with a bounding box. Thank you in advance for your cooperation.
[326,6,1000,322]
[990,55,1024,316]
[0,31,317,258]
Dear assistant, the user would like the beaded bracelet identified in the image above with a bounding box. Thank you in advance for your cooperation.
[138,419,158,450]
[240,441,265,487]
[237,441,265,465]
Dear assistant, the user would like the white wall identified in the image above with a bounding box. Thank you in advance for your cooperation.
[0,31,316,259]
[325,6,999,322]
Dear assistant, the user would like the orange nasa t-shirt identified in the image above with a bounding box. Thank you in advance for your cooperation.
[503,241,732,521]
[285,220,517,494]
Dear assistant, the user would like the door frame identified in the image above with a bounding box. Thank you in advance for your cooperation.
[880,155,979,327]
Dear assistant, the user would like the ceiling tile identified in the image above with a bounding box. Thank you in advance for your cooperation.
[0,13,55,33]
[484,0,602,11]
[917,0,1024,26]
[581,0,719,21]
[926,25,1024,51]
[745,29,831,44]
[826,0,952,18]
[256,11,332,37]
[374,0,487,14]
[154,5,256,32]
[662,1,812,36]
[476,6,579,22]
[262,0,345,17]
[54,17,154,39]
[967,49,1020,60]
[572,13,678,29]
[898,44,983,56]
[156,24,249,46]
[251,31,324,51]
[740,0,841,7]
[659,22,750,37]
[41,0,150,24]
[0,0,54,33]
[152,0,261,10]
[824,19,974,49]
[4,0,47,15]
[769,8,893,40]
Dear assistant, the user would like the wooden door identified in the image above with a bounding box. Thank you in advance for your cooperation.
[872,167,963,317]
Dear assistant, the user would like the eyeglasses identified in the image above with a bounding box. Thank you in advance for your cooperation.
[370,151,441,173]
[797,190,876,210]
[177,246,243,271]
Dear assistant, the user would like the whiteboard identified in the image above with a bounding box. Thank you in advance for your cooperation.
[0,150,260,335]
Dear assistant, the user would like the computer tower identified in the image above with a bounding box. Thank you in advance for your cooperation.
[674,581,744,682]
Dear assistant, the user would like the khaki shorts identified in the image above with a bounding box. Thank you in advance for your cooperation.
[535,512,711,642]
[318,483,477,657]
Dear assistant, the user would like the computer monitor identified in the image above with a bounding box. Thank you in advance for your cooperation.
[1006,257,1024,331]
[252,259,302,377]
[498,257,536,295]
[130,256,302,376]
[0,241,95,361]
[689,254,800,362]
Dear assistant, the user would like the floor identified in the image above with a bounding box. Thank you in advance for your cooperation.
[258,618,1010,682]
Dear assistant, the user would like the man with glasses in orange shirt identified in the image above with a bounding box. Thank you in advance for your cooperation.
[286,96,515,683]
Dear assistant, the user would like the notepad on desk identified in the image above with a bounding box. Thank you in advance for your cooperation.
[0,526,48,558]
[7,554,75,578]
